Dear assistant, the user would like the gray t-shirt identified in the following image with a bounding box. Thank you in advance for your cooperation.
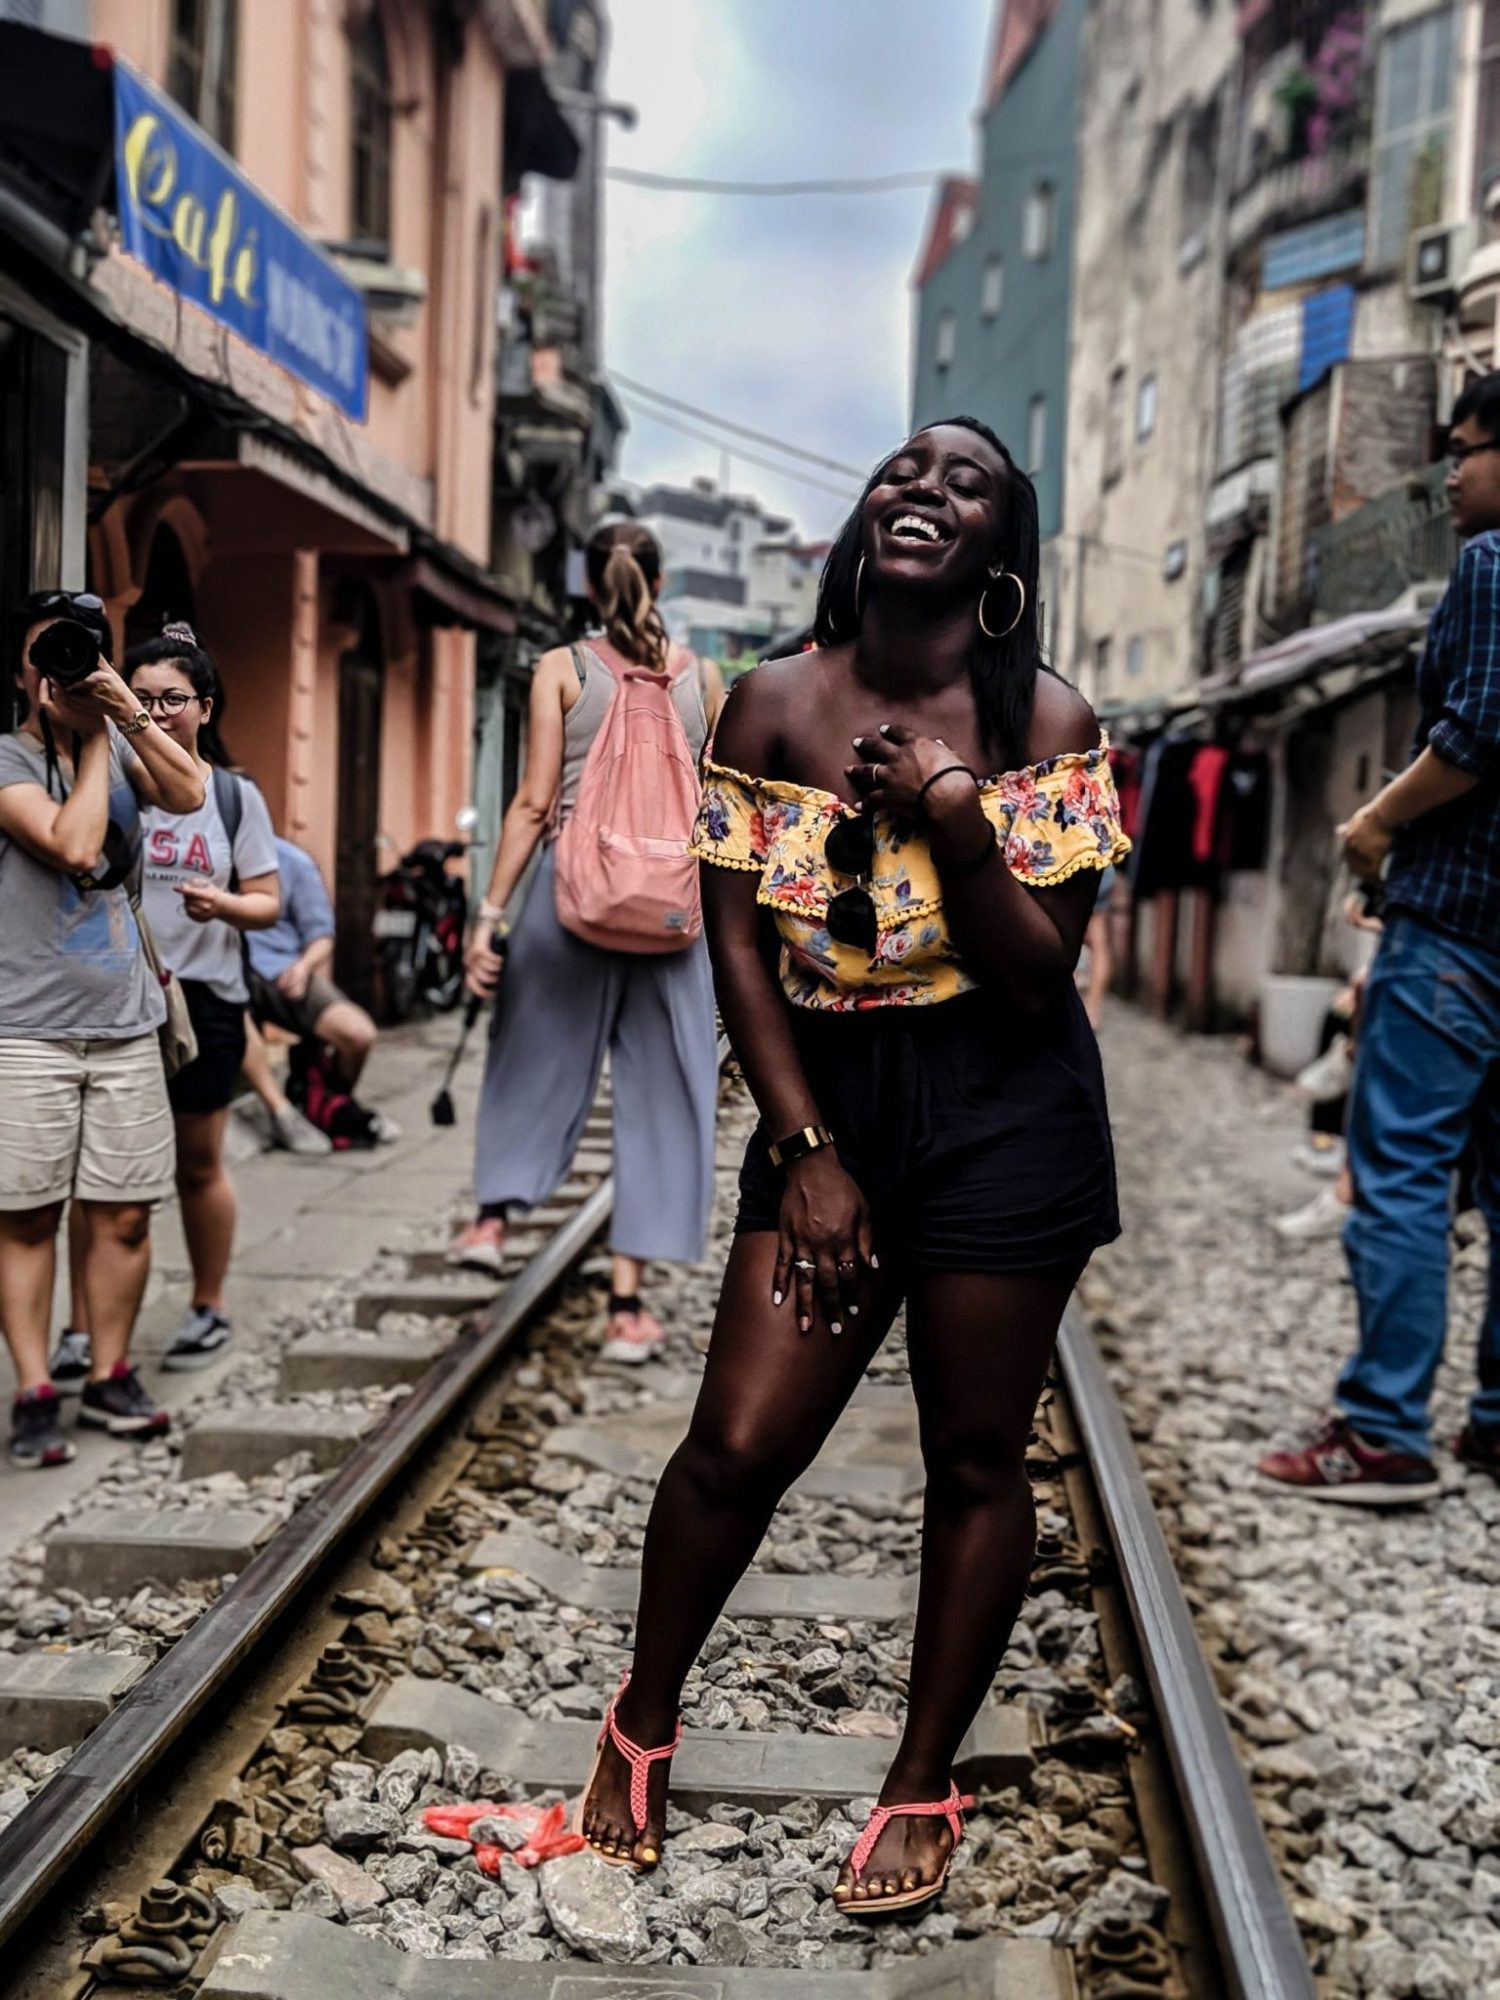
[139,772,278,1003]
[0,728,164,1041]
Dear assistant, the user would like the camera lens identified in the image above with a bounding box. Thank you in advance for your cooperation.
[29,618,101,689]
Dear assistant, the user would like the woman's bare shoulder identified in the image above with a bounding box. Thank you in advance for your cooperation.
[1029,669,1100,763]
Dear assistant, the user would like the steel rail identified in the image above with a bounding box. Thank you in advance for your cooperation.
[1056,1305,1317,2000]
[0,1164,625,1950]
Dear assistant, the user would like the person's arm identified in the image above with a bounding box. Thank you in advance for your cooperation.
[1342,544,1499,875]
[177,869,280,931]
[464,647,572,997]
[60,666,204,813]
[702,674,872,1336]
[700,655,729,733]
[276,856,336,995]
[1341,749,1481,877]
[177,782,281,931]
[283,933,335,993]
[0,722,112,872]
[849,690,1102,1012]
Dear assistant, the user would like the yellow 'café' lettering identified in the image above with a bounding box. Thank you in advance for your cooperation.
[121,112,259,309]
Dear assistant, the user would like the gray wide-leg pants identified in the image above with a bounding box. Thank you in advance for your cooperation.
[473,846,718,1264]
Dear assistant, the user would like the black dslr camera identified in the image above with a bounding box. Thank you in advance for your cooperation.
[29,616,102,689]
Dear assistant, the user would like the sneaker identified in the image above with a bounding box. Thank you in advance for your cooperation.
[162,1304,234,1371]
[1456,1424,1500,1480]
[446,1218,507,1277]
[1295,1035,1354,1104]
[269,1105,333,1156]
[1292,1134,1345,1178]
[78,1363,170,1439]
[1272,1187,1349,1243]
[367,1110,402,1145]
[1258,1416,1439,1505]
[48,1327,92,1396]
[10,1385,76,1468]
[600,1307,665,1366]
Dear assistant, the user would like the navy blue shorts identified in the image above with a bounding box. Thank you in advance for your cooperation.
[734,989,1119,1275]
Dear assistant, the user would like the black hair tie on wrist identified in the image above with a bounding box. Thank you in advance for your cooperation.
[916,764,979,810]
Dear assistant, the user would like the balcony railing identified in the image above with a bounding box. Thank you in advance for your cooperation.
[1309,466,1454,620]
[1227,141,1370,257]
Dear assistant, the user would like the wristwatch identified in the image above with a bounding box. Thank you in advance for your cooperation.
[120,708,152,736]
[767,1124,835,1170]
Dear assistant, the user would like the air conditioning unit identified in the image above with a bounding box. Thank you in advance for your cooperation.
[1409,220,1477,305]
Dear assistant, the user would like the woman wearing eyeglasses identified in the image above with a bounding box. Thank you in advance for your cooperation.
[102,626,281,1375]
[576,421,1129,1917]
[0,591,204,1466]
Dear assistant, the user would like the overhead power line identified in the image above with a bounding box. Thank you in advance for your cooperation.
[606,167,946,196]
[612,374,870,480]
[615,394,859,503]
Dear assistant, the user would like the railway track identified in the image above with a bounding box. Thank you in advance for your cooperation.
[0,1056,1313,2000]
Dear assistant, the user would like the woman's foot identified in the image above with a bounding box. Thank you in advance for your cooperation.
[832,1775,971,1914]
[600,1296,664,1366]
[446,1217,507,1277]
[576,1681,679,1869]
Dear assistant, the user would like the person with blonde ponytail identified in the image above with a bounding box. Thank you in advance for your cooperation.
[450,523,726,1362]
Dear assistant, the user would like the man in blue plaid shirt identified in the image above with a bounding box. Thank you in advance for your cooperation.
[1263,372,1500,1504]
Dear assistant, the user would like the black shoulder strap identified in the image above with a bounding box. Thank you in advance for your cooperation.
[212,763,244,847]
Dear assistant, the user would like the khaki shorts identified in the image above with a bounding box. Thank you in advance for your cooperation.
[0,1034,177,1211]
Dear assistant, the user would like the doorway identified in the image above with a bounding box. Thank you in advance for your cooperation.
[333,584,384,1004]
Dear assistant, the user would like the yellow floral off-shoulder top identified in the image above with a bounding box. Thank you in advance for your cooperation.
[689,736,1131,1011]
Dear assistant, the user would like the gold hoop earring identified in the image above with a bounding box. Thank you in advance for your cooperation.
[978,569,1025,640]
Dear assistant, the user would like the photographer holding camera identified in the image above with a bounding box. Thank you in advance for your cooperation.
[0,591,203,1468]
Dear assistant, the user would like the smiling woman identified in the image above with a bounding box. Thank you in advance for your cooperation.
[574,418,1131,1918]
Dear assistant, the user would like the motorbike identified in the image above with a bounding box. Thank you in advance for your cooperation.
[373,810,478,1021]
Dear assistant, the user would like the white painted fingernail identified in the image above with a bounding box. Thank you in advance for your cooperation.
[849,1304,860,1315]
[773,1291,783,1306]
[800,1317,811,1333]
[870,1254,881,1270]
[831,1322,843,1336]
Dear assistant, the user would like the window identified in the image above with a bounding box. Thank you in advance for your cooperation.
[1369,7,1455,271]
[1094,637,1113,683]
[1105,366,1127,485]
[1126,636,1146,678]
[1136,373,1158,443]
[935,308,956,372]
[1026,394,1047,476]
[981,255,1004,321]
[1023,182,1055,260]
[168,0,237,151]
[350,9,393,251]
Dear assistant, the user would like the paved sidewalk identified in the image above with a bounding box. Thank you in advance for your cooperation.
[0,1018,483,1553]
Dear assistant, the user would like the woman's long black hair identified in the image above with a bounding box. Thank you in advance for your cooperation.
[813,415,1043,770]
[123,623,233,767]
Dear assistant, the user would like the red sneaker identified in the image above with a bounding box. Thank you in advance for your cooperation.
[1258,1416,1439,1505]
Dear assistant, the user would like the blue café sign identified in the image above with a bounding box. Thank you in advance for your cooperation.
[113,62,368,422]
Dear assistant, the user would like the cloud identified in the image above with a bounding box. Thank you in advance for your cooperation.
[602,0,993,538]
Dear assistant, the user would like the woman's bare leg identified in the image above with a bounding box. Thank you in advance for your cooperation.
[835,1263,1080,1906]
[581,1231,904,1864]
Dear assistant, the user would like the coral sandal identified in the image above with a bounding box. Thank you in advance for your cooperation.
[837,1783,976,1918]
[573,1672,680,1871]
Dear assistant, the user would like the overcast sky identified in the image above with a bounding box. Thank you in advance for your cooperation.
[600,0,994,542]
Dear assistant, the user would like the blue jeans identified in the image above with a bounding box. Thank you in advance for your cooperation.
[1338,912,1500,1457]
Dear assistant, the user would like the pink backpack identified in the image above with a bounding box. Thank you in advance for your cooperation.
[553,640,704,954]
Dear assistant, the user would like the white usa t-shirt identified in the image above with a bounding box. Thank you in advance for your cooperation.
[139,770,279,1002]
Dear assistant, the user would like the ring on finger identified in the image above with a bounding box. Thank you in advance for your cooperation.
[794,1259,815,1272]
[837,1258,856,1271]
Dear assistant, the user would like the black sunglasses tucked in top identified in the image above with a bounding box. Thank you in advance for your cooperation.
[824,810,878,957]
